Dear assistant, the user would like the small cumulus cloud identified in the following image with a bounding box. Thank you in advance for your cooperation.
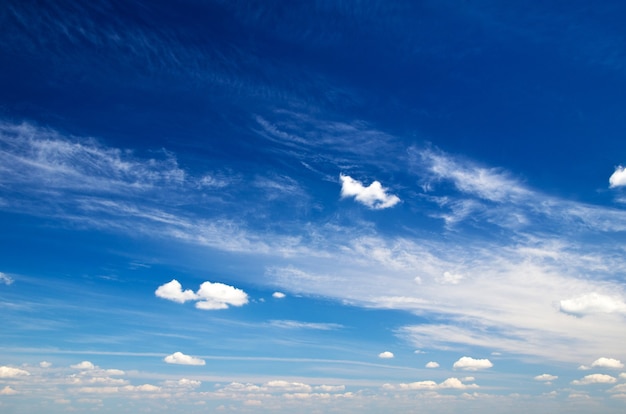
[592,357,624,369]
[425,361,440,368]
[339,174,400,209]
[71,361,96,370]
[609,166,626,188]
[535,374,558,382]
[155,279,248,310]
[0,272,13,285]
[571,374,617,385]
[155,279,197,303]
[272,291,286,299]
[559,293,626,316]
[0,386,18,395]
[378,351,394,359]
[39,361,52,368]
[437,271,464,285]
[453,357,493,371]
[164,352,205,366]
[0,366,30,378]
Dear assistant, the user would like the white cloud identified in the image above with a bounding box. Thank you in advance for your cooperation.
[425,361,440,368]
[39,361,52,368]
[272,291,286,298]
[609,384,626,393]
[163,352,206,366]
[155,279,248,310]
[0,366,30,378]
[266,380,312,393]
[155,279,197,303]
[387,377,477,391]
[437,271,464,285]
[378,351,394,359]
[572,374,617,385]
[123,384,161,392]
[0,386,18,395]
[453,357,493,371]
[609,166,626,188]
[560,293,626,316]
[195,281,249,310]
[70,361,96,370]
[591,357,624,369]
[0,272,13,285]
[534,374,558,382]
[339,174,400,209]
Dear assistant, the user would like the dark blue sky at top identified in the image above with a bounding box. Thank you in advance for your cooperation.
[3,0,626,203]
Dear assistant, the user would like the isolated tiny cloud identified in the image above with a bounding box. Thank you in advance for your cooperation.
[559,293,626,316]
[155,279,249,310]
[572,374,617,385]
[609,165,626,188]
[0,272,13,285]
[425,361,440,368]
[453,356,493,371]
[39,361,52,368]
[272,291,286,299]
[0,366,30,378]
[378,351,394,359]
[535,374,558,382]
[339,174,400,209]
[164,352,206,366]
[0,386,18,395]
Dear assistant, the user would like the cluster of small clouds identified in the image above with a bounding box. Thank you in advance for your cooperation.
[578,357,624,370]
[383,377,478,391]
[340,174,400,209]
[155,279,248,310]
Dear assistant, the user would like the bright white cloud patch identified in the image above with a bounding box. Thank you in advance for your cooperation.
[0,366,30,378]
[590,357,624,369]
[425,361,440,368]
[535,374,558,382]
[385,377,477,391]
[378,351,394,359]
[155,279,248,310]
[0,272,13,285]
[453,357,493,371]
[196,281,249,310]
[571,374,617,385]
[272,291,286,299]
[437,271,464,285]
[609,166,626,188]
[339,174,400,209]
[155,279,197,303]
[559,293,626,316]
[163,352,206,366]
[70,361,95,370]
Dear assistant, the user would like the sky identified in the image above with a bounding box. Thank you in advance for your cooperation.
[1,1,626,412]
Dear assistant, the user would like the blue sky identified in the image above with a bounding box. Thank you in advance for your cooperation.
[2,0,626,412]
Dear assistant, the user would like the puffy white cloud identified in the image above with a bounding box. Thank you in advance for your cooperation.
[534,374,558,382]
[0,386,18,395]
[560,293,626,316]
[163,352,205,366]
[425,361,440,368]
[591,357,624,369]
[266,380,312,393]
[378,351,394,359]
[339,174,400,209]
[0,272,13,285]
[123,384,160,392]
[315,385,345,392]
[0,366,30,378]
[71,361,96,370]
[571,374,617,385]
[155,279,249,310]
[155,279,197,303]
[272,291,286,298]
[437,271,463,285]
[453,357,493,371]
[609,166,626,188]
[387,377,477,391]
[196,281,249,310]
[39,361,52,368]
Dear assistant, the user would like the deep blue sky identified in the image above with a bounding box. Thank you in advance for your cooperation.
[2,1,626,413]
